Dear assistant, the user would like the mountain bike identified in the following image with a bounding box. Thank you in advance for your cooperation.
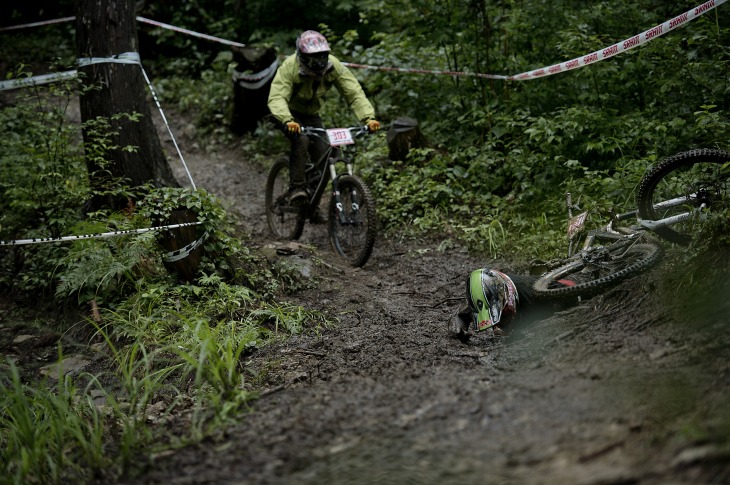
[532,148,730,300]
[636,148,730,246]
[265,125,377,268]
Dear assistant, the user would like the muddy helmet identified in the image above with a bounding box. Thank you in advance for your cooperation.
[296,30,331,74]
[467,269,517,332]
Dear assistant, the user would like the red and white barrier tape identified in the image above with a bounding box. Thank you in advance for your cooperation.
[135,17,246,48]
[0,16,75,32]
[344,0,726,80]
[0,1,724,81]
[504,0,726,81]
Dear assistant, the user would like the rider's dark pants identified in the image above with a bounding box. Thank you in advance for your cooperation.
[285,112,325,189]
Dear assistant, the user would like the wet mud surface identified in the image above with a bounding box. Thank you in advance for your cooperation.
[121,129,730,485]
[3,109,728,484]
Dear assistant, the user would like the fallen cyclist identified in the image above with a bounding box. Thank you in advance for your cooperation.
[449,268,576,342]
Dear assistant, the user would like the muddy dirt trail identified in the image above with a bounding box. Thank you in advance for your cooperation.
[121,123,730,485]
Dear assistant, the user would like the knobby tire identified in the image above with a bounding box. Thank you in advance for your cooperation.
[265,157,306,240]
[328,174,377,267]
[533,240,662,301]
[636,149,730,246]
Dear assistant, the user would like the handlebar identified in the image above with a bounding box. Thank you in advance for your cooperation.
[299,126,371,137]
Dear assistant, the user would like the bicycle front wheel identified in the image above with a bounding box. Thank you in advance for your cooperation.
[328,174,377,267]
[533,241,662,301]
[265,157,305,240]
[636,149,730,245]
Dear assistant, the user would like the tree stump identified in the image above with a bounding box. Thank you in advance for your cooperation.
[158,208,204,283]
[386,117,431,162]
[229,45,279,135]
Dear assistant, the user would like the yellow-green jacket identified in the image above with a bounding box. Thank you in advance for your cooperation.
[267,54,375,124]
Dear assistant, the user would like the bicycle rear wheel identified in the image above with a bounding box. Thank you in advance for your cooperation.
[328,174,377,267]
[636,149,730,245]
[265,157,306,240]
[533,240,662,301]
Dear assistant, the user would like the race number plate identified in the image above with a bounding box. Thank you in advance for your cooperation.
[326,128,354,146]
[567,211,588,239]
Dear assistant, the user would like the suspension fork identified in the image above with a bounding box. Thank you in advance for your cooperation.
[329,158,359,224]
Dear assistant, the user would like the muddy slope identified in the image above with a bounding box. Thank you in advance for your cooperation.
[121,128,730,485]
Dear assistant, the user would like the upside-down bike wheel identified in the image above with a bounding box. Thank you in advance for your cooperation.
[265,157,306,240]
[328,174,377,267]
[636,149,730,246]
[533,240,662,301]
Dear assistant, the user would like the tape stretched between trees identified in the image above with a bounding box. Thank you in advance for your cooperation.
[162,231,209,262]
[0,51,197,191]
[0,222,203,247]
[0,0,724,82]
[0,51,199,246]
[2,223,208,263]
[0,52,141,91]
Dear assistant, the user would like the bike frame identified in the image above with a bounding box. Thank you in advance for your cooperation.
[565,191,705,257]
[300,126,369,223]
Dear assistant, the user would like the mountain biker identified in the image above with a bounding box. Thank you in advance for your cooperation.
[449,268,575,342]
[267,30,381,220]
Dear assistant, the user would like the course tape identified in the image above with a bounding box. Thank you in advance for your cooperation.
[163,231,209,262]
[0,16,75,32]
[135,17,246,48]
[0,222,202,247]
[0,0,723,82]
[505,0,726,81]
[77,51,141,67]
[232,58,279,90]
[0,51,197,191]
[343,0,726,80]
[0,52,141,91]
[0,16,247,48]
[0,70,78,90]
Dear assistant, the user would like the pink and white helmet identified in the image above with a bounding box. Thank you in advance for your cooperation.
[296,30,331,55]
[296,31,331,74]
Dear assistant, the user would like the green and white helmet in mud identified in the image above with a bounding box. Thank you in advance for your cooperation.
[467,269,518,332]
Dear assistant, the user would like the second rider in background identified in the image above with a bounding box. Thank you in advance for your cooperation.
[267,30,381,222]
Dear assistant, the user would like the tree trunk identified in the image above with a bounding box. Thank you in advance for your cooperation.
[75,0,179,212]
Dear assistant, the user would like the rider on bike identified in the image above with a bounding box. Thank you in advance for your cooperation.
[449,268,575,342]
[267,30,381,218]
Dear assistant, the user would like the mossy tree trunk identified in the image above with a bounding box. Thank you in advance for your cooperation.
[75,0,179,212]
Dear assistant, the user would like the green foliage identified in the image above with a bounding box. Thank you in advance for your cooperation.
[347,0,730,259]
[2,2,730,481]
[0,71,90,239]
[0,359,110,484]
[55,227,162,305]
[137,186,250,279]
[0,72,139,295]
[153,51,236,146]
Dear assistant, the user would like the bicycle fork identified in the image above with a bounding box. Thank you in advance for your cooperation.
[329,161,360,225]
